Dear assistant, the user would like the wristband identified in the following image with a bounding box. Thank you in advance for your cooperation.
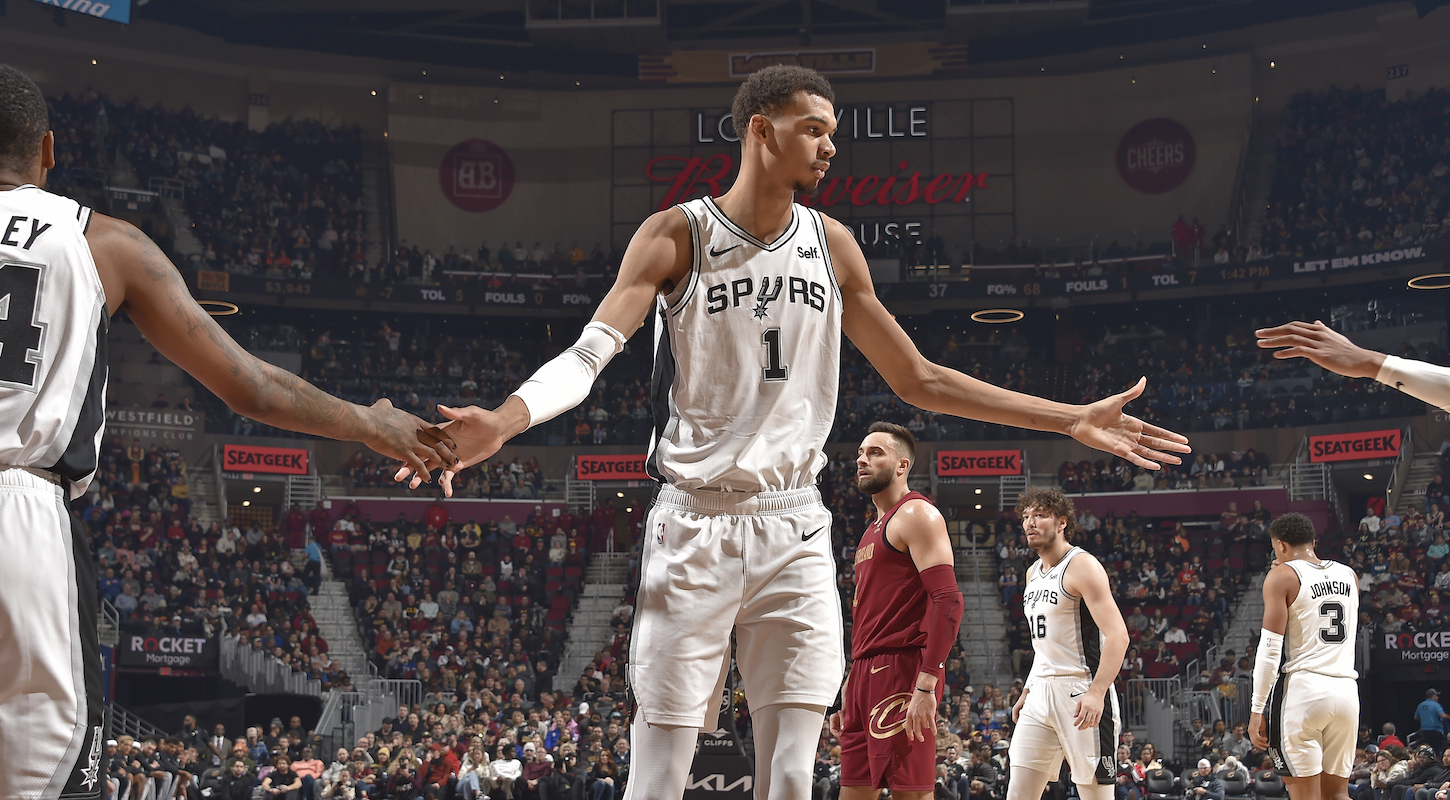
[916,686,934,693]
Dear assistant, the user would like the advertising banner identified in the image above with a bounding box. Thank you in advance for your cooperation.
[937,449,1023,477]
[1308,429,1401,463]
[117,633,218,671]
[576,454,651,481]
[1372,630,1450,680]
[223,444,310,475]
[29,0,130,24]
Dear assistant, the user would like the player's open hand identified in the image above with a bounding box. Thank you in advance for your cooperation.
[1248,711,1268,750]
[1255,320,1386,379]
[363,398,457,481]
[904,691,935,743]
[828,710,844,740]
[1069,378,1190,470]
[1072,689,1105,731]
[394,404,508,497]
[1012,685,1029,723]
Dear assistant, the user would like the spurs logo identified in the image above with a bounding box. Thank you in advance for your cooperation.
[868,692,913,739]
[77,724,102,791]
[751,276,783,319]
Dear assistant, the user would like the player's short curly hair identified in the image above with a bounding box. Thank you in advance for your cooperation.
[0,65,48,170]
[1013,486,1078,539]
[731,65,835,139]
[1268,512,1315,547]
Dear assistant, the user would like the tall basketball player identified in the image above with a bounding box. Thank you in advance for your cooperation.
[828,422,963,800]
[0,65,456,800]
[1008,486,1129,800]
[1248,513,1360,800]
[399,66,1189,800]
[1257,319,1450,410]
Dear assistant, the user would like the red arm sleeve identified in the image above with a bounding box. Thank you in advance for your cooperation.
[919,563,964,680]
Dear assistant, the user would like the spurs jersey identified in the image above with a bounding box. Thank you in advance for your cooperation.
[0,186,107,499]
[1279,559,1359,679]
[1023,547,1105,680]
[646,196,841,492]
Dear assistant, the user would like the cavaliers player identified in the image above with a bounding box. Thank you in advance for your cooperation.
[1248,513,1359,800]
[1008,487,1129,800]
[829,422,963,799]
[0,65,456,800]
[398,65,1188,800]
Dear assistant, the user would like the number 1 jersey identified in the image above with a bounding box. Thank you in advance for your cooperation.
[0,186,107,498]
[646,196,842,493]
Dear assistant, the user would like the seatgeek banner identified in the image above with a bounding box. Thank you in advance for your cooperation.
[1307,429,1400,463]
[575,454,650,481]
[223,444,310,475]
[29,0,130,24]
[937,449,1023,476]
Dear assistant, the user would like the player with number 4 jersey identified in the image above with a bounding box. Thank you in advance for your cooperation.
[1250,513,1359,800]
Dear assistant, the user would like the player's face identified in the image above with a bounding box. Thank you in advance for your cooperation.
[1021,506,1066,549]
[856,433,904,495]
[755,92,836,197]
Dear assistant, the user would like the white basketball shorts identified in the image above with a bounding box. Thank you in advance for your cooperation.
[1008,675,1122,786]
[627,485,844,728]
[0,466,106,800]
[1266,671,1358,778]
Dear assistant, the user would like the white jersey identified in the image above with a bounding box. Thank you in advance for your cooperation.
[645,196,841,493]
[1023,547,1105,680]
[0,186,107,499]
[1280,559,1359,679]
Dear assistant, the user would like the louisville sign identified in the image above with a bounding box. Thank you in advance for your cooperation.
[223,444,310,475]
[937,449,1022,477]
[576,454,650,481]
[1308,429,1400,463]
[118,634,218,670]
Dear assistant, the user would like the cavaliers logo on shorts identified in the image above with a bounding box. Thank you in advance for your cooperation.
[868,692,912,739]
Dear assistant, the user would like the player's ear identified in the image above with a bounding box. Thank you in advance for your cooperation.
[749,113,771,143]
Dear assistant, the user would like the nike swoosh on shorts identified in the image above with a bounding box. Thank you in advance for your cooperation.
[801,526,825,542]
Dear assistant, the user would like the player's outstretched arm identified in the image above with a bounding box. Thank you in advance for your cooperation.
[1247,564,1296,749]
[399,208,693,496]
[87,214,457,478]
[825,217,1189,469]
[891,500,963,742]
[1063,555,1129,730]
[1258,319,1450,411]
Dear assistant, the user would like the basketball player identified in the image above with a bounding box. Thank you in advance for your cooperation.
[1257,319,1450,409]
[1248,513,1359,800]
[828,422,963,800]
[1008,486,1129,800]
[0,65,456,800]
[399,66,1188,800]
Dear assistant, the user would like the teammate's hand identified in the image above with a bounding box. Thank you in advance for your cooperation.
[394,404,507,496]
[1069,378,1190,470]
[904,691,935,743]
[363,398,457,481]
[1072,689,1105,731]
[828,710,844,740]
[1012,686,1030,723]
[1248,712,1268,750]
[1255,320,1387,379]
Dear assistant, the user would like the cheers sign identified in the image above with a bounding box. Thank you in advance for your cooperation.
[647,154,988,212]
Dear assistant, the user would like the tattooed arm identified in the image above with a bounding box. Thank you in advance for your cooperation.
[86,214,456,476]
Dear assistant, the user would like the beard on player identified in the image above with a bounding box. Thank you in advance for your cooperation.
[856,463,895,496]
[793,159,832,198]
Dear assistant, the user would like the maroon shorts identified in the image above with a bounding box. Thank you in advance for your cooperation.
[839,650,941,791]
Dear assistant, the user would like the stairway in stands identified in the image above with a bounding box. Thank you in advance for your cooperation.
[557,553,630,686]
[1042,365,1075,403]
[1395,451,1443,516]
[956,547,1013,688]
[308,571,373,682]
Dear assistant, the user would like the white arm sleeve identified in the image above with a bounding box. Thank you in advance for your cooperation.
[1377,355,1450,412]
[1250,628,1284,714]
[509,321,627,429]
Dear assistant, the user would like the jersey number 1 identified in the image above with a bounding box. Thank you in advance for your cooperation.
[762,328,788,382]
[0,262,45,389]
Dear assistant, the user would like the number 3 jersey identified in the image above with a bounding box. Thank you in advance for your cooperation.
[646,196,842,493]
[1279,559,1359,679]
[0,186,107,499]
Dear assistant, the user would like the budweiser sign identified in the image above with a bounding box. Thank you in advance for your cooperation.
[647,154,988,212]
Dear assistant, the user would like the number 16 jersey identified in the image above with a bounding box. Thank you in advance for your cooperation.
[646,196,842,493]
[1280,559,1359,679]
[0,186,107,499]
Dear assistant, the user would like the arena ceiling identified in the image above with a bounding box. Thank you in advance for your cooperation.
[134,0,1420,78]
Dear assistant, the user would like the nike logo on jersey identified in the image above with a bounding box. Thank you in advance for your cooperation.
[802,526,825,542]
[706,275,828,315]
[709,244,742,258]
[870,665,890,674]
[1069,691,1085,698]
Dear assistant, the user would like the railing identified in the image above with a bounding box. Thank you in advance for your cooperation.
[1287,462,1330,501]
[219,635,319,696]
[1386,427,1415,515]
[1120,677,1180,730]
[998,474,1027,511]
[958,536,1001,688]
[148,176,185,200]
[370,679,423,712]
[107,702,167,742]
[99,598,120,647]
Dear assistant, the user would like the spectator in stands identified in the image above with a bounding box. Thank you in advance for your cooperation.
[217,758,256,800]
[262,754,303,800]
[1385,724,1407,749]
[1389,747,1443,800]
[1187,759,1226,800]
[1375,749,1411,798]
[1418,691,1449,755]
[1412,749,1450,800]
[292,746,325,798]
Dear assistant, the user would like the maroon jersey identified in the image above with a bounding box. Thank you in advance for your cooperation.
[851,491,933,659]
